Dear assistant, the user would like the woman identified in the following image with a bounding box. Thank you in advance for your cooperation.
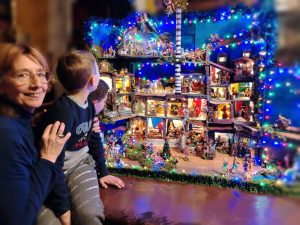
[0,43,71,225]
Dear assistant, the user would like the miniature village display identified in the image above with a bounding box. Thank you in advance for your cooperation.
[85,2,300,191]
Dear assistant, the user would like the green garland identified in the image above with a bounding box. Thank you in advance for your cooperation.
[107,167,296,196]
[125,142,177,171]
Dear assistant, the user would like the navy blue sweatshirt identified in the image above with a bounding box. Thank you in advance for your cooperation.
[0,105,60,225]
[34,94,108,216]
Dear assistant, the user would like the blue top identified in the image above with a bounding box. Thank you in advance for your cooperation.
[34,94,109,216]
[0,105,60,225]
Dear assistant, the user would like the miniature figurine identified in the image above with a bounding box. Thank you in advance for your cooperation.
[163,100,168,116]
[199,80,205,94]
[222,158,229,174]
[284,153,290,168]
[244,87,250,97]
[156,104,165,116]
[170,104,178,116]
[115,158,125,168]
[275,114,292,130]
[224,72,230,83]
[216,135,221,144]
[119,68,127,74]
[178,104,185,117]
[108,46,115,57]
[248,158,253,174]
[240,106,245,119]
[231,87,238,99]
[182,108,189,131]
[221,105,229,119]
[215,135,222,149]
[163,0,175,14]
[191,80,201,92]
[244,171,252,181]
[181,131,189,161]
[230,156,238,173]
[243,160,249,174]
[210,88,215,98]
[215,88,221,99]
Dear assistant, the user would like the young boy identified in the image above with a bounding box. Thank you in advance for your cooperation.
[35,50,124,225]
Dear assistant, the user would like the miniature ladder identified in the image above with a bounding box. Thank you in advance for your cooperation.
[175,8,182,94]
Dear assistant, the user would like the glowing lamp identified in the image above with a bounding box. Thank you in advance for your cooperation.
[217,53,227,64]
[243,50,251,58]
[259,50,267,56]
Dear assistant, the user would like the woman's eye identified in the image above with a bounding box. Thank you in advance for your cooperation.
[16,72,29,78]
[37,73,46,78]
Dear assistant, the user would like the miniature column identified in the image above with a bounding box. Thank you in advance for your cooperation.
[175,8,182,94]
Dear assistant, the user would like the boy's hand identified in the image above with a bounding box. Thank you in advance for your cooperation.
[99,175,125,189]
[92,117,101,133]
[59,210,71,225]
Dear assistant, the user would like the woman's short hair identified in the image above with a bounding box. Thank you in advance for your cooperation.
[90,79,109,101]
[0,43,48,78]
[56,50,97,93]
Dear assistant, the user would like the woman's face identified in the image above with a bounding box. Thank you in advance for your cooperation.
[0,55,48,112]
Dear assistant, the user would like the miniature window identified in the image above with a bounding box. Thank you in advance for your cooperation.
[116,95,132,114]
[134,99,146,115]
[210,87,227,100]
[234,101,254,122]
[147,118,164,139]
[187,98,207,120]
[216,104,231,120]
[116,76,132,93]
[131,118,146,138]
[166,119,183,139]
[147,100,165,117]
[229,82,253,100]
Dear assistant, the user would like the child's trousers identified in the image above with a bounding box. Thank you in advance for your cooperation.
[36,155,105,225]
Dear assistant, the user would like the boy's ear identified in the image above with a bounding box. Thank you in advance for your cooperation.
[88,74,98,88]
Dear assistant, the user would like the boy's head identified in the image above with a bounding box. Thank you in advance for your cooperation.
[90,79,109,114]
[56,50,99,94]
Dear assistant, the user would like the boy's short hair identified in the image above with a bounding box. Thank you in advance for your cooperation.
[90,79,109,101]
[56,50,97,93]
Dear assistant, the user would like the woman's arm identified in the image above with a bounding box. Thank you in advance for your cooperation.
[0,122,70,225]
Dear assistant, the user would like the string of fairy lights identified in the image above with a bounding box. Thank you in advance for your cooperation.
[261,67,299,148]
[86,6,255,46]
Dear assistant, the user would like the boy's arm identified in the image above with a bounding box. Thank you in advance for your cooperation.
[88,132,109,177]
[88,103,125,188]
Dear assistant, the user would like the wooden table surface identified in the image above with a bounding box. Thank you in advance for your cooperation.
[101,175,300,225]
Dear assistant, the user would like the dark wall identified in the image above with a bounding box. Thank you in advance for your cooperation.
[72,0,132,49]
[0,0,14,42]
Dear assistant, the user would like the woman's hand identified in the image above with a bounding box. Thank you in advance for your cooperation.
[92,117,101,133]
[40,121,71,163]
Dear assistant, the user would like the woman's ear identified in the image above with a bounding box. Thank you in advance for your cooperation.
[0,79,6,95]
